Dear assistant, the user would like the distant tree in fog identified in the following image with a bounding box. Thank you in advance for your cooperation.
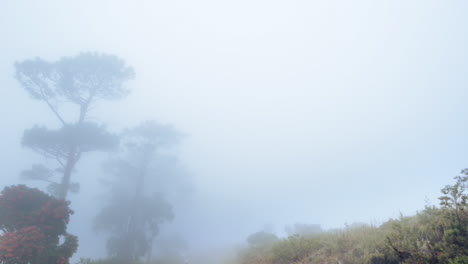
[94,121,182,264]
[246,231,279,248]
[15,52,134,199]
[151,234,189,262]
[95,192,173,264]
[284,223,323,236]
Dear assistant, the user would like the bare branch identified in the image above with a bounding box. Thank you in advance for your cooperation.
[38,85,67,126]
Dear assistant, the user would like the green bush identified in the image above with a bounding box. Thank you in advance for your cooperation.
[237,172,467,264]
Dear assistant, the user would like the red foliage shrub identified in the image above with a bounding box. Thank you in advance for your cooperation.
[0,185,77,264]
[0,226,46,264]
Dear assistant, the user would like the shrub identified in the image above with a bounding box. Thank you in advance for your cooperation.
[0,185,77,264]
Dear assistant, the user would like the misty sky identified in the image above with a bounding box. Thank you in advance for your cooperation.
[2,0,468,259]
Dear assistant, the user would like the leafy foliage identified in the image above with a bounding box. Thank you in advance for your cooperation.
[20,122,119,197]
[15,52,134,106]
[386,172,467,264]
[22,123,118,156]
[0,185,77,264]
[238,172,468,264]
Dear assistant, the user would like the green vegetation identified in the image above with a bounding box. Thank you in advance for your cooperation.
[238,172,467,264]
[7,51,467,264]
[11,52,185,264]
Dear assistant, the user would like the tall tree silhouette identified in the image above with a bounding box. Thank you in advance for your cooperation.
[15,52,134,199]
[95,121,182,264]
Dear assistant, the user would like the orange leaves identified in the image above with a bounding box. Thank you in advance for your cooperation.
[0,226,46,264]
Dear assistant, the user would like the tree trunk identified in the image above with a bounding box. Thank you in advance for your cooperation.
[58,106,88,200]
[146,236,154,264]
[58,146,78,199]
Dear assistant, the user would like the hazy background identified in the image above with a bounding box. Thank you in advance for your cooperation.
[2,0,468,260]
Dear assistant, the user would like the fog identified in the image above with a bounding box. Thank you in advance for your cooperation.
[2,0,468,263]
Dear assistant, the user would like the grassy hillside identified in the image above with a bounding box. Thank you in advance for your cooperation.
[237,174,467,264]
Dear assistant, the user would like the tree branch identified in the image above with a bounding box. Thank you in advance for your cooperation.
[55,156,66,168]
[38,85,67,126]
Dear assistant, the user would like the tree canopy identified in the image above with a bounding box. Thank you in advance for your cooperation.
[15,52,134,125]
[15,52,134,199]
[94,121,182,264]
